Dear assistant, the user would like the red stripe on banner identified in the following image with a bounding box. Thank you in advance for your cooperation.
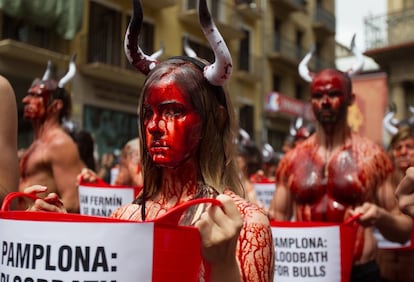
[339,224,359,282]
[153,224,202,281]
[271,220,359,282]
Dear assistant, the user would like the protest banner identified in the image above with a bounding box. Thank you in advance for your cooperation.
[252,179,275,210]
[78,178,142,217]
[271,218,359,282]
[0,192,218,282]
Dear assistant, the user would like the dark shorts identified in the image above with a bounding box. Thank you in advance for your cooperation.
[350,260,381,282]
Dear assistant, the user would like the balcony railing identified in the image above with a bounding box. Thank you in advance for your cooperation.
[235,0,262,21]
[235,54,262,82]
[313,6,335,35]
[270,0,307,14]
[268,34,306,64]
[179,0,244,39]
[364,9,414,50]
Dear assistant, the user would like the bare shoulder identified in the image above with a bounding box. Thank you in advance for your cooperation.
[45,128,79,158]
[0,76,16,109]
[352,134,385,152]
[48,128,76,147]
[224,190,270,225]
[0,75,14,92]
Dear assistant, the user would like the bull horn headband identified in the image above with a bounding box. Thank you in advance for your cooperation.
[298,34,364,82]
[58,53,77,89]
[124,0,232,86]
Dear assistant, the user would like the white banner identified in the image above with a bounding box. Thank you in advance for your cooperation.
[253,182,276,210]
[79,185,136,216]
[0,218,154,281]
[272,226,341,282]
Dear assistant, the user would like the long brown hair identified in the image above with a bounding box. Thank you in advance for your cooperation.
[137,58,242,202]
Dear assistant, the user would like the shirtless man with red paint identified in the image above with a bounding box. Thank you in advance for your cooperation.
[25,1,274,281]
[19,57,86,213]
[268,40,412,281]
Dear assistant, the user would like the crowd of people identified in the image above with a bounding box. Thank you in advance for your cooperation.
[2,0,414,281]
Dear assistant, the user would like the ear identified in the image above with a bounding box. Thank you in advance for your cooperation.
[48,99,63,112]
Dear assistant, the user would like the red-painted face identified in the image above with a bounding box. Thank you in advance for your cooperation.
[392,137,414,172]
[142,80,202,168]
[22,83,51,120]
[310,69,350,124]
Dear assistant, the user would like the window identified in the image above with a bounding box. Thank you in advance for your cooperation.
[88,2,122,66]
[2,14,60,51]
[268,129,285,153]
[182,37,214,64]
[315,41,323,71]
[273,18,281,51]
[238,28,250,71]
[187,0,197,9]
[295,30,304,59]
[273,75,281,92]
[239,105,254,139]
[83,104,138,156]
[295,83,303,100]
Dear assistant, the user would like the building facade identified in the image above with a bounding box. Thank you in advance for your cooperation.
[364,0,414,124]
[0,0,335,156]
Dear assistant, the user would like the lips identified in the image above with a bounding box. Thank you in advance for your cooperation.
[149,141,168,153]
[150,146,167,153]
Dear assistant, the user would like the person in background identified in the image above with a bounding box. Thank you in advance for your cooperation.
[281,116,315,154]
[0,75,18,205]
[268,37,411,282]
[261,143,280,182]
[25,0,275,281]
[293,122,315,147]
[18,56,86,213]
[113,138,142,186]
[64,124,97,171]
[79,137,143,187]
[396,167,414,217]
[376,126,414,282]
[236,131,263,207]
[96,152,116,183]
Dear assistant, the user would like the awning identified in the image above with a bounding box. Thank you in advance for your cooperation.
[0,0,83,40]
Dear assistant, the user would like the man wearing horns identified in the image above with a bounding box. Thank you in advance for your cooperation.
[18,56,86,213]
[268,36,412,281]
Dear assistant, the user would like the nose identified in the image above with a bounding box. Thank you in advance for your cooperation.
[321,94,330,106]
[400,145,408,155]
[146,114,164,136]
[22,95,30,103]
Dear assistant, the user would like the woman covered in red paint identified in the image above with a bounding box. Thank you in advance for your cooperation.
[24,0,274,281]
[268,36,412,281]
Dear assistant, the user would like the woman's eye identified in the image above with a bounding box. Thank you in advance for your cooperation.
[311,93,322,99]
[164,106,184,118]
[143,109,153,121]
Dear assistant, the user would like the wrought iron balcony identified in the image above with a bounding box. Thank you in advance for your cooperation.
[142,0,177,9]
[365,9,414,50]
[179,0,244,40]
[312,6,335,37]
[235,0,262,21]
[267,35,304,69]
[270,0,307,16]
